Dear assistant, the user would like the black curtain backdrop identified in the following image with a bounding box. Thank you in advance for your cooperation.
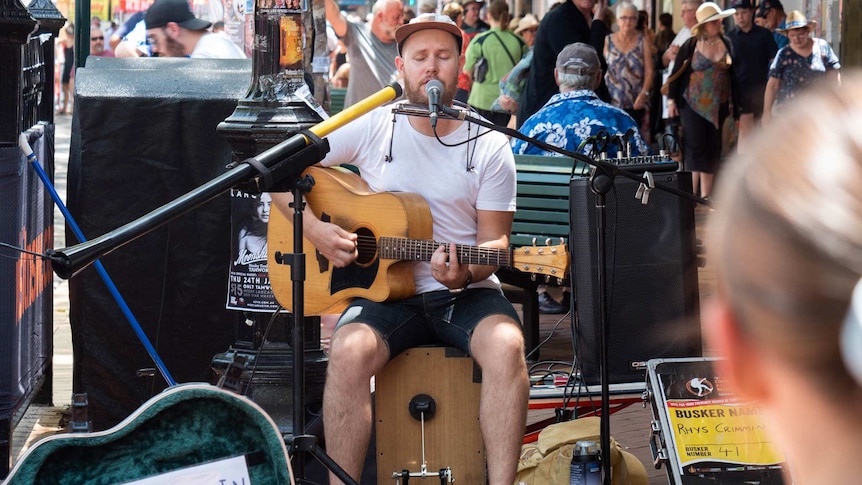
[67,57,251,429]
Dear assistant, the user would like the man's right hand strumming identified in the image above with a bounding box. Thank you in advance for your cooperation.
[306,217,358,268]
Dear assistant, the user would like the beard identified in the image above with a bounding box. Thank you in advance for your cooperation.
[161,35,186,57]
[403,76,458,107]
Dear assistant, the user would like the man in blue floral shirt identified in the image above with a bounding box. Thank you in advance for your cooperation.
[512,42,648,158]
[512,42,647,314]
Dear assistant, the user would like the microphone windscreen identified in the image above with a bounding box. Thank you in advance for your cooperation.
[426,79,443,94]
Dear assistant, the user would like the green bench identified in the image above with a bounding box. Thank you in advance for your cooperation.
[499,154,590,359]
[329,87,347,115]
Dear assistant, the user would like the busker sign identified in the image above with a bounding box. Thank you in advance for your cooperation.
[661,374,785,476]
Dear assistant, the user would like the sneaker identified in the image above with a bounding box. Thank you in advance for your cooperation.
[538,292,566,314]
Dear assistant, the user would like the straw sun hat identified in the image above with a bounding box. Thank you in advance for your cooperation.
[691,2,735,36]
[513,14,539,34]
[776,10,816,33]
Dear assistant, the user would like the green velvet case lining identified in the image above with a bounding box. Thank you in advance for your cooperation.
[4,384,293,485]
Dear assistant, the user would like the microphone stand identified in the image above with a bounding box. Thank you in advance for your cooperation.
[48,83,403,485]
[430,104,707,485]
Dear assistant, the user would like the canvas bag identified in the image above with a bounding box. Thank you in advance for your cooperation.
[515,416,649,485]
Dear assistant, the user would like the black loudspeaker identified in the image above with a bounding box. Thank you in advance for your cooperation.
[569,171,702,385]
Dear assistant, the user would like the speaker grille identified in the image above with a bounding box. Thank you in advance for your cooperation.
[569,172,702,385]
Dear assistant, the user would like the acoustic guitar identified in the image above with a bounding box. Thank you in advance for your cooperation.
[267,166,569,315]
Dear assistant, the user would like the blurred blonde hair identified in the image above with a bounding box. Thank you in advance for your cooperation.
[710,72,862,396]
[441,1,463,22]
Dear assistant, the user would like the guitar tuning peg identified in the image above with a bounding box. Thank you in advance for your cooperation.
[544,275,550,283]
[559,237,566,245]
[531,237,537,247]
[530,273,537,282]
[545,238,552,247]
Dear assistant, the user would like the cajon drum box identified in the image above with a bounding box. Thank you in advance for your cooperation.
[375,347,485,484]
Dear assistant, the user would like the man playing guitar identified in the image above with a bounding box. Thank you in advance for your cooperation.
[271,13,529,485]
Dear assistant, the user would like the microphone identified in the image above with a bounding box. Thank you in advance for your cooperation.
[426,79,443,129]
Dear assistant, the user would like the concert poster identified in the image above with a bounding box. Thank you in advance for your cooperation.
[226,189,282,312]
[279,13,304,73]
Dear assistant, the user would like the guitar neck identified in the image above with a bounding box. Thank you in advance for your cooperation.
[378,237,513,267]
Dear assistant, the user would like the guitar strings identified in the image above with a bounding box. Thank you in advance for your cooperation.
[354,234,512,266]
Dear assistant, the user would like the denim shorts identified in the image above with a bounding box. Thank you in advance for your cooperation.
[334,288,522,357]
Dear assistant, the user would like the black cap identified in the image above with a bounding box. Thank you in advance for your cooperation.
[757,0,783,17]
[145,0,212,30]
[730,0,754,9]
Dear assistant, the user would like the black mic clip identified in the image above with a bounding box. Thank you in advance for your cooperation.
[235,130,331,194]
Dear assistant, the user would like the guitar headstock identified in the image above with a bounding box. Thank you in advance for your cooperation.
[512,242,569,280]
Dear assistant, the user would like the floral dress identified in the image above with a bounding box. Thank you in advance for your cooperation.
[768,37,840,111]
[605,34,646,110]
[684,49,732,129]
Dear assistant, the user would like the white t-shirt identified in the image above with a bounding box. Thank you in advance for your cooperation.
[661,26,692,119]
[320,102,517,293]
[191,32,246,59]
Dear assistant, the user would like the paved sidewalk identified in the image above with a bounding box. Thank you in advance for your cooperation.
[51,113,74,408]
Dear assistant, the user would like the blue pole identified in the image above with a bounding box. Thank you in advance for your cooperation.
[20,134,176,387]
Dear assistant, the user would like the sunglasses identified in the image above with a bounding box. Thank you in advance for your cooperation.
[91,36,104,41]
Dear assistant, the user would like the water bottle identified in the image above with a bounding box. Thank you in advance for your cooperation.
[569,440,601,485]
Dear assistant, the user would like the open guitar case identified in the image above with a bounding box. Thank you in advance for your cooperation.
[3,383,294,484]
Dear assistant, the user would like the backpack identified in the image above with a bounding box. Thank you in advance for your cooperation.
[471,30,525,83]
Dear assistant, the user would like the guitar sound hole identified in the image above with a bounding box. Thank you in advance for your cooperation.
[355,227,377,266]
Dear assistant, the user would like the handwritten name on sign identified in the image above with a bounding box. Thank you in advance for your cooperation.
[666,400,785,467]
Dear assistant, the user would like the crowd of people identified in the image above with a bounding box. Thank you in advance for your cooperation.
[54,0,248,113]
[323,0,837,311]
[324,0,838,204]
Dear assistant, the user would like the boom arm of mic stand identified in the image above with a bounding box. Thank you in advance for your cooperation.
[48,83,404,280]
[444,107,705,205]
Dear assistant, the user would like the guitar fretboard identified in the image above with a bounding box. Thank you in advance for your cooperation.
[378,237,513,267]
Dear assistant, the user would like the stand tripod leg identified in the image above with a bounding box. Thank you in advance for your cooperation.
[274,178,358,485]
[289,435,359,485]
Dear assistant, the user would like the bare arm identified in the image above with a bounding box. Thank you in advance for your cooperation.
[662,44,679,68]
[762,77,779,125]
[635,41,654,110]
[325,0,347,38]
[431,210,513,289]
[113,41,143,57]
